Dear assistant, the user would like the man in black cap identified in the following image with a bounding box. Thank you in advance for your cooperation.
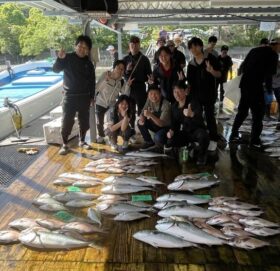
[123,36,152,137]
[229,38,280,149]
[218,45,233,103]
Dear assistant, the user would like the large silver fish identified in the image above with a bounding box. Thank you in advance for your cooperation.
[0,230,20,244]
[33,197,62,206]
[133,230,196,248]
[53,192,98,202]
[156,221,224,245]
[62,222,105,234]
[125,151,167,158]
[192,219,232,240]
[9,218,38,230]
[114,212,150,221]
[39,203,68,212]
[174,173,212,181]
[244,227,280,237]
[87,207,102,226]
[136,176,165,185]
[264,147,280,152]
[103,176,153,187]
[72,180,102,188]
[221,226,252,238]
[228,237,269,249]
[156,193,210,205]
[58,172,101,182]
[239,217,279,228]
[158,204,218,218]
[222,200,260,210]
[96,202,152,215]
[84,166,125,174]
[209,196,239,205]
[154,201,186,210]
[19,228,97,249]
[206,214,236,226]
[167,179,220,192]
[101,184,154,194]
[65,199,95,208]
[97,194,129,202]
[36,218,65,230]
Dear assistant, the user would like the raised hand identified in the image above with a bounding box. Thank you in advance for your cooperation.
[147,74,154,85]
[57,49,66,59]
[183,103,194,117]
[167,129,174,139]
[177,71,185,80]
[127,77,135,86]
[205,60,214,73]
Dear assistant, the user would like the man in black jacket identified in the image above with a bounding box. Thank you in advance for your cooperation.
[229,39,280,149]
[123,36,152,133]
[166,81,209,165]
[187,37,221,152]
[53,35,95,155]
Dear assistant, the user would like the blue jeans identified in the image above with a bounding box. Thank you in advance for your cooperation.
[138,119,168,146]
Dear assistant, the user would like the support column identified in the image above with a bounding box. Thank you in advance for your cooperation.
[83,18,97,143]
[117,30,123,59]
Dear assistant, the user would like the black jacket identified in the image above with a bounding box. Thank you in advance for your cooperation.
[171,97,206,133]
[240,46,278,92]
[187,53,221,104]
[53,52,95,98]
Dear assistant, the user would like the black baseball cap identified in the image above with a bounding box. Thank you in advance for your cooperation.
[129,36,140,43]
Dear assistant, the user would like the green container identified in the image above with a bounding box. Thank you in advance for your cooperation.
[179,146,188,163]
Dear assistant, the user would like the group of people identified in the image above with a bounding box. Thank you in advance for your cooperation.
[53,33,280,165]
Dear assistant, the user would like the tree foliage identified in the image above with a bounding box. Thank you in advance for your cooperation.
[0,3,276,60]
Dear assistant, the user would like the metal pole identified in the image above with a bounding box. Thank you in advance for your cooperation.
[83,17,97,143]
[117,30,123,59]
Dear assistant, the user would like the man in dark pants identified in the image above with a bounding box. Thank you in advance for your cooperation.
[187,37,221,152]
[53,35,95,155]
[229,39,280,149]
[166,81,209,165]
[123,36,152,140]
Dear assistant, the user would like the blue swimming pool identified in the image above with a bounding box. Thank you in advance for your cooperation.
[0,68,63,107]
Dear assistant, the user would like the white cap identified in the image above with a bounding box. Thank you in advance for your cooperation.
[106,45,114,51]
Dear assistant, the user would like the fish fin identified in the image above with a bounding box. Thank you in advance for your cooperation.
[151,242,158,248]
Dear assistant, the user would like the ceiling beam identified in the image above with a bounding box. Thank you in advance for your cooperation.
[117,7,280,15]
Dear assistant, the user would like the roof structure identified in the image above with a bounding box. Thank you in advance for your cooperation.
[0,0,279,26]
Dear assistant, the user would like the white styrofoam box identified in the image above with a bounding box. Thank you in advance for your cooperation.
[50,106,62,119]
[43,117,79,144]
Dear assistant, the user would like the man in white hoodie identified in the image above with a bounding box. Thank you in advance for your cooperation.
[95,60,132,143]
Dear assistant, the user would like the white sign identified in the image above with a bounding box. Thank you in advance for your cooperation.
[260,22,276,31]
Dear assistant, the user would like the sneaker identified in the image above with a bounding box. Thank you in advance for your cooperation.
[110,143,118,150]
[249,142,264,152]
[96,136,105,144]
[129,135,137,144]
[196,154,207,166]
[140,142,155,151]
[79,142,93,150]
[229,135,244,144]
[208,140,217,151]
[122,140,129,149]
[58,145,69,155]
[163,144,173,154]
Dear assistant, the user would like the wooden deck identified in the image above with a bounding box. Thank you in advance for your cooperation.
[0,142,280,271]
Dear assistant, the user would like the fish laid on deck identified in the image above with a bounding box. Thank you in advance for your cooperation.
[167,179,220,192]
[133,230,196,248]
[0,230,20,244]
[114,212,150,221]
[156,193,210,205]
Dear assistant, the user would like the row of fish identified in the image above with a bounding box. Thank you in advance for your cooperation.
[83,155,161,174]
[133,172,280,250]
